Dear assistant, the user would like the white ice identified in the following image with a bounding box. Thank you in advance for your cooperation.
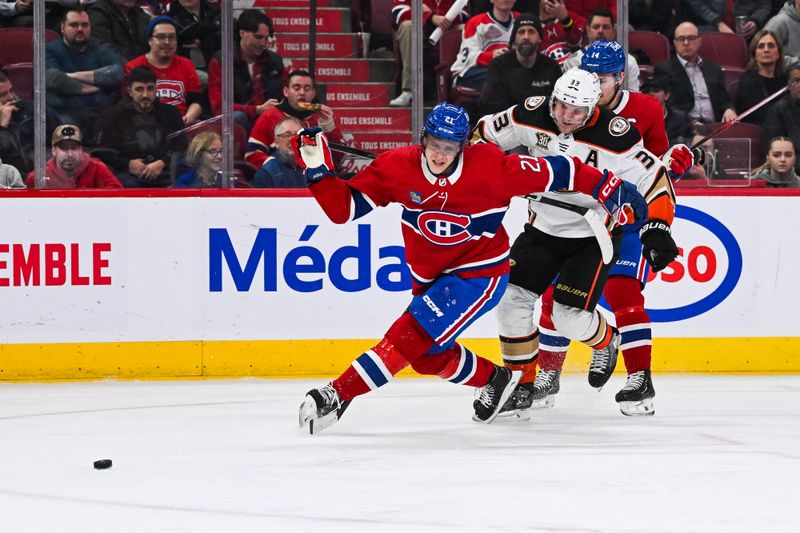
[1,375,798,533]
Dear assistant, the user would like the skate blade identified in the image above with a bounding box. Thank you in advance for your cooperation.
[530,395,556,409]
[494,409,532,422]
[474,370,522,425]
[299,398,352,435]
[619,398,655,417]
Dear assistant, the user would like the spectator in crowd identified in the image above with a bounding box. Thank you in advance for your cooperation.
[536,0,587,65]
[751,135,800,186]
[208,9,283,131]
[480,13,561,114]
[682,0,772,39]
[0,0,32,28]
[470,0,534,13]
[0,157,24,189]
[628,0,678,37]
[95,66,186,187]
[245,69,345,169]
[450,0,517,90]
[174,131,222,188]
[764,0,800,64]
[735,30,787,126]
[167,0,221,76]
[562,7,640,91]
[88,0,150,63]
[0,69,34,174]
[125,16,204,125]
[25,124,121,189]
[641,80,692,146]
[654,21,737,124]
[764,63,800,172]
[251,116,305,188]
[389,0,470,107]
[46,6,123,137]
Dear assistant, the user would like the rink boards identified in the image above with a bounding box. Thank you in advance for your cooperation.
[1,191,798,380]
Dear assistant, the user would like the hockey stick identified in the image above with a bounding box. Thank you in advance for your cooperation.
[690,85,789,151]
[329,142,615,262]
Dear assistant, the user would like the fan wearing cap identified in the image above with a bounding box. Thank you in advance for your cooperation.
[124,15,203,125]
[481,13,562,114]
[291,102,645,433]
[25,125,121,189]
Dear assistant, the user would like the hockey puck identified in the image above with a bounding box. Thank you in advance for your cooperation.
[93,459,112,470]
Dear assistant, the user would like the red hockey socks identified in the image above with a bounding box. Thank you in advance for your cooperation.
[537,286,570,371]
[411,343,496,387]
[604,276,651,373]
[332,312,433,401]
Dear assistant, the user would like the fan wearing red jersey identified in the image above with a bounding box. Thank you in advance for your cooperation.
[530,41,693,417]
[292,103,646,434]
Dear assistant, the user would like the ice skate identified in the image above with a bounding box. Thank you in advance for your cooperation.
[529,368,561,409]
[588,328,620,389]
[472,367,522,423]
[497,381,535,420]
[615,369,655,416]
[299,383,352,434]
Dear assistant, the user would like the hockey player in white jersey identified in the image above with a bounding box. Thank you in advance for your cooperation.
[473,68,678,417]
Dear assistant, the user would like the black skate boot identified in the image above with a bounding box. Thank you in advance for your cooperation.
[299,383,352,434]
[498,382,535,418]
[615,369,655,416]
[472,367,521,423]
[588,328,620,389]
[530,368,561,409]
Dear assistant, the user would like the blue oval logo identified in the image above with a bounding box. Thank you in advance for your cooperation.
[601,205,742,322]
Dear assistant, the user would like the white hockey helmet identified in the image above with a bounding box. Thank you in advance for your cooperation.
[549,68,601,127]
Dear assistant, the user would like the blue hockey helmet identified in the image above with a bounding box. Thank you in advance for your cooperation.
[580,40,626,75]
[423,103,470,144]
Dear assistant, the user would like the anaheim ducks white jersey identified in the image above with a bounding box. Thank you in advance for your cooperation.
[473,95,675,238]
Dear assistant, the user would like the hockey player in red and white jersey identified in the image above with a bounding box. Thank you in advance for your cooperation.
[473,68,683,418]
[294,102,646,434]
[529,42,694,416]
[450,0,518,90]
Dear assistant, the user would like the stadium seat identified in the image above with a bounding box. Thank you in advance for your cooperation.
[629,31,671,66]
[638,64,654,87]
[434,29,481,107]
[722,66,745,99]
[3,62,32,101]
[0,28,60,67]
[699,32,748,69]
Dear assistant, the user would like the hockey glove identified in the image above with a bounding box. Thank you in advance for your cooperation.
[592,170,648,226]
[640,219,678,272]
[291,127,336,184]
[662,144,694,180]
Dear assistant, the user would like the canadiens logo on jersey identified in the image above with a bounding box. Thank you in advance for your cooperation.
[609,116,631,136]
[536,132,551,150]
[417,211,474,245]
[156,80,185,105]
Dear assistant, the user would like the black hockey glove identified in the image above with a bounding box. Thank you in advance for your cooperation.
[639,219,678,272]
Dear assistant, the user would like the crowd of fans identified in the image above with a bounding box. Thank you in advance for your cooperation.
[0,0,798,190]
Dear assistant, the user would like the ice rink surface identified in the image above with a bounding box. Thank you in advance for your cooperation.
[1,375,798,533]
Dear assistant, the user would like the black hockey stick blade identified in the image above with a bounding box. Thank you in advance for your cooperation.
[328,142,378,160]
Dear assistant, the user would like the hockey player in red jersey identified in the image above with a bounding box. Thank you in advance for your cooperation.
[293,102,646,434]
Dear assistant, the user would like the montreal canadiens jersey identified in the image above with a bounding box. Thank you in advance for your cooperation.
[612,90,669,157]
[309,143,599,292]
[474,95,675,238]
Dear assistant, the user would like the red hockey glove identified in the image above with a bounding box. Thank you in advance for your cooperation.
[663,144,694,179]
[291,127,336,184]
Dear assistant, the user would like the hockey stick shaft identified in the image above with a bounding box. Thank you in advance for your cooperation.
[328,142,379,160]
[690,85,788,150]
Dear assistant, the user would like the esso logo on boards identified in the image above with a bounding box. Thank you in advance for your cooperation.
[640,205,742,322]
